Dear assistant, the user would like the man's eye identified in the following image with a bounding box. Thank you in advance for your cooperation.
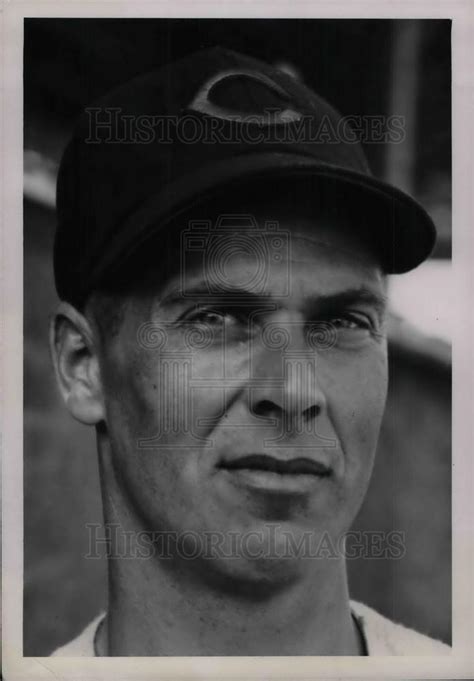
[186,309,238,327]
[330,314,372,331]
[307,314,375,351]
[179,307,252,345]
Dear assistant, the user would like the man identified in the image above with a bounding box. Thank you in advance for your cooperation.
[50,47,449,655]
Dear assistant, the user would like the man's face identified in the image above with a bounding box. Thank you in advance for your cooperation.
[96,200,388,583]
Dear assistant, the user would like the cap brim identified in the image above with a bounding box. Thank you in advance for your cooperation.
[90,151,437,288]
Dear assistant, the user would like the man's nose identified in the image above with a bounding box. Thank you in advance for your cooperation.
[249,322,327,433]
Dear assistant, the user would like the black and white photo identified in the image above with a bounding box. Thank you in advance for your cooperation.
[3,7,471,676]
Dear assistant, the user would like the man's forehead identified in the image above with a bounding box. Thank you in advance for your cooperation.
[157,222,385,307]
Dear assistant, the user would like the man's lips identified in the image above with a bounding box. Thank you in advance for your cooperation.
[219,454,332,477]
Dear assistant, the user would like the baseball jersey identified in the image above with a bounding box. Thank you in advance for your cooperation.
[50,600,450,656]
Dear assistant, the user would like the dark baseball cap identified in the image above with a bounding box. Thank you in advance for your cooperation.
[54,46,436,307]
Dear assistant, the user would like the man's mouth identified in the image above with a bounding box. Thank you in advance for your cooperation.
[220,454,332,477]
[218,454,332,495]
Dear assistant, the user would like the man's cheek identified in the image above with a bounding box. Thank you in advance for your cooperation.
[331,372,386,468]
[102,353,163,443]
[342,396,386,491]
[111,354,218,446]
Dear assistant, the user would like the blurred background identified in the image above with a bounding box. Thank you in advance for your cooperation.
[23,18,451,655]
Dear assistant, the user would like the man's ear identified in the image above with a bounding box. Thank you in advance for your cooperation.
[49,301,105,425]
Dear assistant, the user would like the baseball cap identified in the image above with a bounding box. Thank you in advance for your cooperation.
[54,46,436,307]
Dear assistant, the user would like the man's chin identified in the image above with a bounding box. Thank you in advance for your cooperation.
[197,555,304,597]
[170,523,344,593]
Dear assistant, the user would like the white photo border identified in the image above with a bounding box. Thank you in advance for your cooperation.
[2,1,473,678]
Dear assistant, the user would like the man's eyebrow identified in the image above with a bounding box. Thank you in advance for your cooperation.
[308,287,388,319]
[159,283,388,318]
[159,283,273,306]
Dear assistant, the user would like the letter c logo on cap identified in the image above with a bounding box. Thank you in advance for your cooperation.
[186,69,304,124]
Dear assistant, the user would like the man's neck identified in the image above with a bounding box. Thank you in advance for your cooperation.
[97,442,362,656]
[102,556,360,656]
[98,511,360,654]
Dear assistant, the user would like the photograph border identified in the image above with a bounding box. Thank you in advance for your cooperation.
[2,0,473,678]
